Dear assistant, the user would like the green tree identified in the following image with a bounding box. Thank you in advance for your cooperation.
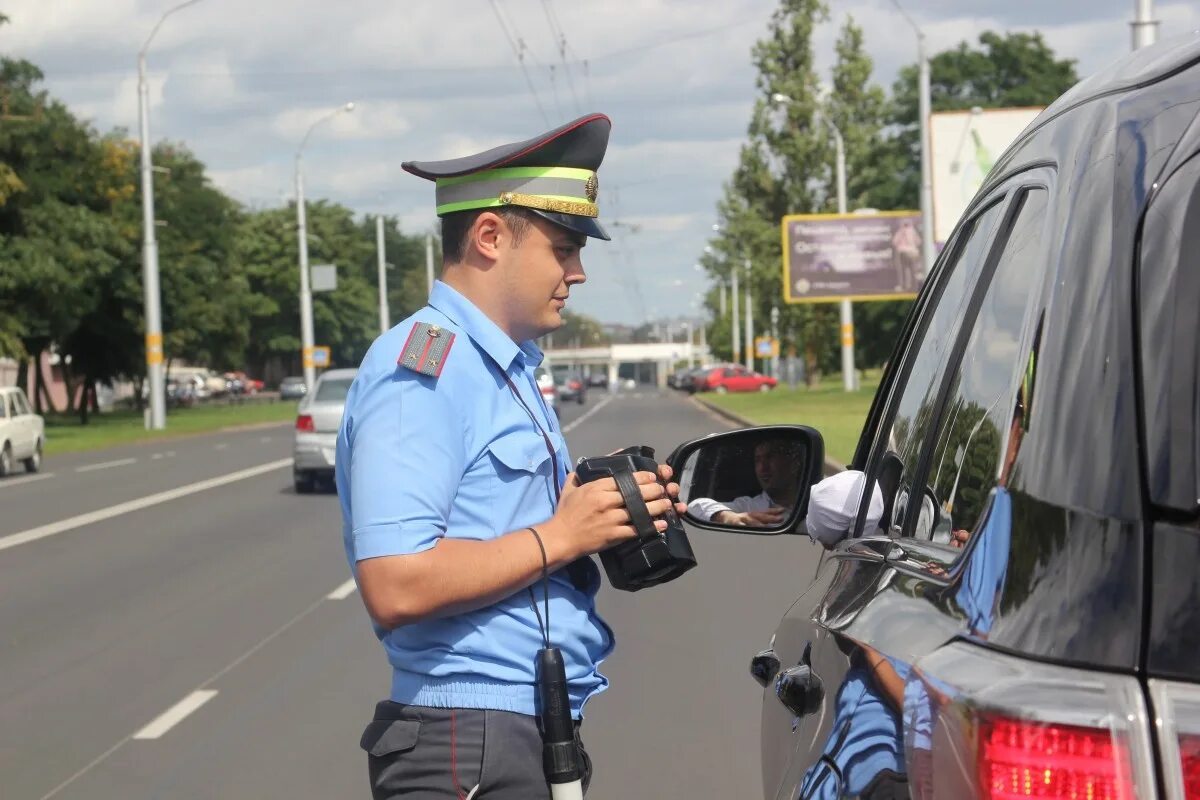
[875,31,1079,211]
[702,0,835,377]
[0,55,131,410]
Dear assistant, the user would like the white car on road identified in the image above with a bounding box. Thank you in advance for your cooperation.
[0,386,44,476]
[292,369,356,493]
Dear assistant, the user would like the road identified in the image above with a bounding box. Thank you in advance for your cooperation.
[0,387,825,799]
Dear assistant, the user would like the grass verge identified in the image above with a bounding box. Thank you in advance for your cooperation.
[699,374,879,465]
[42,400,298,456]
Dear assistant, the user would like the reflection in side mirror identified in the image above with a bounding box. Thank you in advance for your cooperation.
[667,426,824,536]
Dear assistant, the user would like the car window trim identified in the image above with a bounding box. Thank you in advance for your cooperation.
[850,195,1010,537]
[899,178,1055,542]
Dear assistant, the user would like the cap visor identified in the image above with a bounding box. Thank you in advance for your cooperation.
[528,209,610,241]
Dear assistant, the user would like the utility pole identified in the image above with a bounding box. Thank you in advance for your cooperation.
[425,232,436,295]
[730,268,740,366]
[138,0,206,429]
[833,129,857,392]
[1131,0,1158,49]
[917,32,935,276]
[295,102,354,391]
[743,259,753,371]
[376,215,390,334]
[718,282,726,316]
[770,306,780,380]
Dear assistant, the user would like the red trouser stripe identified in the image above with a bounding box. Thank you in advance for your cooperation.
[450,710,465,800]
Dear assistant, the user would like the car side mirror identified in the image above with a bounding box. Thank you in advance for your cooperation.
[666,426,824,536]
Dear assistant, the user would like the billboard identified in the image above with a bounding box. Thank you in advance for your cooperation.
[781,211,924,303]
[931,107,1042,244]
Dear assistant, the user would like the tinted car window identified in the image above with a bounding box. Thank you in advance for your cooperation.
[919,189,1049,541]
[313,378,353,403]
[0,395,7,419]
[1140,153,1200,512]
[13,390,30,416]
[861,200,1006,536]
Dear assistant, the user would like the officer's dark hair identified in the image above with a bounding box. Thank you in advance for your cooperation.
[441,207,533,264]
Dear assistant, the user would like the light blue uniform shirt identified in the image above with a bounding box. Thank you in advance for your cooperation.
[336,281,613,718]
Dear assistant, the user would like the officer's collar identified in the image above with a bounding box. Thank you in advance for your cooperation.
[428,280,543,372]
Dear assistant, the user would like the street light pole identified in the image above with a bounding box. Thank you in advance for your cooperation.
[376,215,390,334]
[295,102,354,390]
[730,267,740,366]
[772,91,857,391]
[891,1,936,276]
[425,232,436,295]
[832,127,857,392]
[743,259,753,371]
[1131,0,1158,49]
[138,0,206,430]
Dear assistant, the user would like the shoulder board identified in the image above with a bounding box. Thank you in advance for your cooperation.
[398,322,456,377]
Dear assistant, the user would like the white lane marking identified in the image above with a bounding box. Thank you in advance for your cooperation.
[327,579,357,600]
[40,575,334,798]
[214,443,228,451]
[560,394,615,435]
[0,458,294,554]
[74,458,137,473]
[0,472,56,489]
[131,690,218,740]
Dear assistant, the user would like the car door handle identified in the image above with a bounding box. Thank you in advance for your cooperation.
[750,648,781,688]
[774,642,824,718]
[830,537,895,563]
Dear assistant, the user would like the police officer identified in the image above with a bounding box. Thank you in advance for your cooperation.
[336,113,687,799]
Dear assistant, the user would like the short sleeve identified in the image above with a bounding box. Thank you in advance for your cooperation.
[342,366,466,562]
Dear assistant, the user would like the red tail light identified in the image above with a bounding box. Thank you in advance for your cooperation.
[540,385,554,396]
[1180,735,1200,799]
[295,414,315,432]
[979,716,1133,800]
[1151,679,1200,800]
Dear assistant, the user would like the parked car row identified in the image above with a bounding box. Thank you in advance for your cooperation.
[670,364,778,394]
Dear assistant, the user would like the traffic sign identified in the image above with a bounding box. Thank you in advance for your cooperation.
[311,264,337,293]
[755,337,779,358]
[311,346,331,368]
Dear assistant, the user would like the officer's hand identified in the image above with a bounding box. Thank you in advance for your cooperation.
[546,470,678,559]
[656,463,688,518]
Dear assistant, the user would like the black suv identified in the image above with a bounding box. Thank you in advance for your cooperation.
[671,35,1200,800]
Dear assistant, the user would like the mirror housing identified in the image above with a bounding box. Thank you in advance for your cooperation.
[666,425,824,536]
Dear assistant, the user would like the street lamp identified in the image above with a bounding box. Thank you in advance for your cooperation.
[295,101,355,390]
[771,92,855,391]
[890,0,935,276]
[710,227,741,365]
[138,0,206,430]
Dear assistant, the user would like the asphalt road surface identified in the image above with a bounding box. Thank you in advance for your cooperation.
[0,387,825,799]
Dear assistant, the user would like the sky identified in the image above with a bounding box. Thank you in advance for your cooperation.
[3,0,1198,326]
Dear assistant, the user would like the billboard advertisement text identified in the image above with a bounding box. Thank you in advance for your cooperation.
[781,211,924,303]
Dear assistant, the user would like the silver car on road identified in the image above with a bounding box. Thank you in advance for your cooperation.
[292,368,356,493]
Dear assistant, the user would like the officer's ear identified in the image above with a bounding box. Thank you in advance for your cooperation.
[469,211,505,265]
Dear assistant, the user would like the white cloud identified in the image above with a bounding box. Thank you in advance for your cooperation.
[5,0,1195,323]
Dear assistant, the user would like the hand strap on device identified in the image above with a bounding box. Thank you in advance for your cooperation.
[611,469,659,542]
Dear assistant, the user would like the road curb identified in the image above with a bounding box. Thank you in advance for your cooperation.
[690,396,846,476]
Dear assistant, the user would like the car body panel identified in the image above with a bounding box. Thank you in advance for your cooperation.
[0,387,44,465]
[293,369,356,476]
[744,38,1200,799]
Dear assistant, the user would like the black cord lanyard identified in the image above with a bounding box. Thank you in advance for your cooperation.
[501,371,561,647]
[501,373,562,504]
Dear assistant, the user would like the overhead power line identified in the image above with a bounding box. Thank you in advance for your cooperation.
[540,0,580,114]
[488,0,549,125]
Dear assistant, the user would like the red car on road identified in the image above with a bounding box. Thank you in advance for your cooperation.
[700,365,777,393]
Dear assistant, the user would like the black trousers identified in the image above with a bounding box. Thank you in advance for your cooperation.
[360,702,592,799]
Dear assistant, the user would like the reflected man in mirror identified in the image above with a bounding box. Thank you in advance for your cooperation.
[687,440,803,526]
